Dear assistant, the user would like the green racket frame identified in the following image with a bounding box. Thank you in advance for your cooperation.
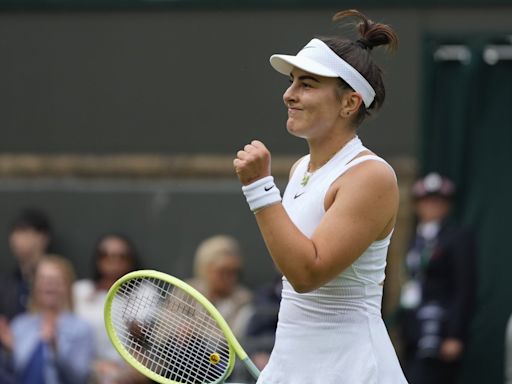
[104,269,260,384]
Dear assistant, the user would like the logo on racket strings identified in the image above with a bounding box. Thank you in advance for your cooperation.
[209,353,221,365]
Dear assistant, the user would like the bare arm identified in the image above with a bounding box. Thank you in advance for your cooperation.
[234,141,398,293]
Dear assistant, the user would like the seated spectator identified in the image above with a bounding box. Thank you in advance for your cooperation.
[73,233,147,384]
[0,208,54,382]
[0,255,95,384]
[244,272,282,371]
[0,208,53,320]
[187,235,252,338]
[246,272,282,338]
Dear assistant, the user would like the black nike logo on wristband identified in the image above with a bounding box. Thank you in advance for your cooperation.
[264,185,274,192]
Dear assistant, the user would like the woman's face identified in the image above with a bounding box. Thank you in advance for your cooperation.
[97,236,134,281]
[415,195,452,222]
[283,68,344,139]
[9,228,49,267]
[206,255,241,298]
[34,261,69,311]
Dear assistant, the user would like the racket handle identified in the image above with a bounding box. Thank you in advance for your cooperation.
[241,356,261,380]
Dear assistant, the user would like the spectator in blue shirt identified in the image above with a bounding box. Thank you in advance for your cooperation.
[0,255,95,384]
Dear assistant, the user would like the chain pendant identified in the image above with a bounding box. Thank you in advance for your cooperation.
[300,171,312,187]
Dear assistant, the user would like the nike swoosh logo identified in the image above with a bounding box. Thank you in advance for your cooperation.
[264,185,275,192]
[294,192,305,199]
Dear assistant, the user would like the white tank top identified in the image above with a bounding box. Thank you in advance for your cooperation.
[256,136,408,384]
[282,135,395,288]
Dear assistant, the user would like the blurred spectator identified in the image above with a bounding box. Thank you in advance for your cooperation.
[0,208,53,382]
[0,208,53,320]
[399,172,477,384]
[0,255,95,384]
[243,272,282,372]
[246,272,281,338]
[187,234,252,338]
[506,313,512,384]
[73,233,147,384]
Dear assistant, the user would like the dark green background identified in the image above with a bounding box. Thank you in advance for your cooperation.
[1,0,512,9]
[421,33,512,384]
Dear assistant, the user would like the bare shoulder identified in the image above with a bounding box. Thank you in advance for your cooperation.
[326,158,399,215]
[337,158,397,194]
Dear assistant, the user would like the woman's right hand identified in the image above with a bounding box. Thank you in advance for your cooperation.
[40,316,58,350]
[233,140,272,186]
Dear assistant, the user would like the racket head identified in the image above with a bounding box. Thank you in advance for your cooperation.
[104,270,236,384]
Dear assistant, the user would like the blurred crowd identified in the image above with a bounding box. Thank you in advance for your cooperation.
[0,172,509,384]
[0,208,276,384]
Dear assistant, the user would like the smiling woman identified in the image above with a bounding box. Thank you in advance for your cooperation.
[6,256,95,384]
[234,9,407,384]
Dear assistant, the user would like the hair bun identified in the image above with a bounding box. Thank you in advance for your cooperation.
[333,9,398,53]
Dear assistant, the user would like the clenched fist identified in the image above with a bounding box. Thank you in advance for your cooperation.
[233,140,272,186]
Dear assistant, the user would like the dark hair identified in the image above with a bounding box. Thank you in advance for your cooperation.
[91,233,140,282]
[10,208,52,236]
[320,9,399,126]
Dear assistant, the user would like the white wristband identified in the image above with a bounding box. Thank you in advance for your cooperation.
[242,176,281,212]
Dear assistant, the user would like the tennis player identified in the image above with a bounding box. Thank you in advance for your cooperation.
[234,9,408,383]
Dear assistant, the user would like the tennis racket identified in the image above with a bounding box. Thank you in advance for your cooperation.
[104,269,261,384]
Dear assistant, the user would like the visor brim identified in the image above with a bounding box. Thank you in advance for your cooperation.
[269,54,339,78]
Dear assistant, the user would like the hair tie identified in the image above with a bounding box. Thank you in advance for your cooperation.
[356,38,372,50]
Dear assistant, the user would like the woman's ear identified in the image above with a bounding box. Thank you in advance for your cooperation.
[340,92,363,118]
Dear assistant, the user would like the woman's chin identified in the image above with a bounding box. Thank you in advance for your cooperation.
[286,124,308,139]
[286,121,300,135]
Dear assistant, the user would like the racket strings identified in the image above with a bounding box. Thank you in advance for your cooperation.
[113,279,227,383]
[129,280,228,362]
[122,298,220,382]
[111,277,231,384]
[149,292,225,382]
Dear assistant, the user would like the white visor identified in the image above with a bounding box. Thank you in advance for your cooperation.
[270,38,376,108]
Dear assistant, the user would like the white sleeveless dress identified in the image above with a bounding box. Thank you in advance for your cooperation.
[256,137,408,384]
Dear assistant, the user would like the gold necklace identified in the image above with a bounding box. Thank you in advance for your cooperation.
[300,135,357,187]
[300,170,313,187]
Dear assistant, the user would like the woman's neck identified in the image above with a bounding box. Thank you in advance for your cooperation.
[40,308,61,319]
[19,254,42,283]
[307,131,357,172]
